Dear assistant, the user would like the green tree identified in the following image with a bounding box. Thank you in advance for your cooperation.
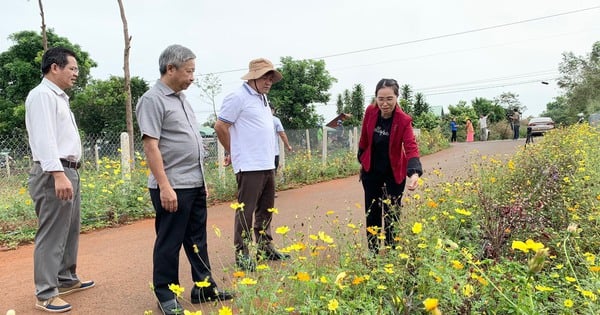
[541,96,570,125]
[335,94,344,115]
[344,84,365,126]
[413,92,429,117]
[400,84,413,114]
[555,41,600,123]
[268,57,336,129]
[70,76,148,139]
[493,92,523,118]
[471,97,504,123]
[0,30,96,135]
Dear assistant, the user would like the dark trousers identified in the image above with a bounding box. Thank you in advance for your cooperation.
[234,170,275,255]
[513,124,520,139]
[451,131,457,142]
[361,170,406,253]
[150,187,214,302]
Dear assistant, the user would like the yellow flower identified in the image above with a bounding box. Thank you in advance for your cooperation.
[423,298,439,311]
[366,226,379,235]
[412,222,423,234]
[168,284,184,297]
[399,253,410,259]
[589,266,600,272]
[564,299,573,308]
[326,210,335,215]
[377,285,387,290]
[256,264,270,271]
[218,306,233,315]
[535,285,554,292]
[193,244,199,254]
[229,202,245,210]
[137,196,144,201]
[352,276,365,285]
[18,187,26,195]
[382,198,392,205]
[452,260,464,270]
[511,239,545,253]
[285,307,295,312]
[233,271,245,278]
[195,279,211,288]
[275,225,290,235]
[462,284,474,297]
[454,208,472,216]
[319,276,328,283]
[318,231,334,244]
[212,225,221,238]
[347,223,357,229]
[335,272,347,289]
[239,277,257,285]
[413,194,421,200]
[267,207,279,214]
[426,200,438,208]
[327,299,339,312]
[184,310,202,315]
[296,272,310,281]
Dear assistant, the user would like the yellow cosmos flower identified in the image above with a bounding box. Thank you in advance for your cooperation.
[296,272,310,281]
[454,208,472,216]
[511,239,545,253]
[535,285,554,292]
[319,276,328,283]
[426,200,438,208]
[256,264,270,271]
[195,279,211,288]
[285,307,295,312]
[589,266,600,272]
[318,231,334,244]
[423,298,439,311]
[377,285,387,290]
[399,253,410,259]
[232,271,245,278]
[326,210,335,215]
[564,299,573,308]
[239,277,257,285]
[193,244,199,254]
[229,202,245,210]
[328,299,339,312]
[412,222,423,234]
[267,207,279,214]
[352,276,365,285]
[452,260,464,270]
[275,225,290,235]
[462,284,474,297]
[366,226,379,235]
[218,306,233,315]
[184,310,202,315]
[168,284,184,297]
[335,272,347,289]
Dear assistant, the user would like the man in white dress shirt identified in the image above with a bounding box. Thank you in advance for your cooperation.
[25,47,94,313]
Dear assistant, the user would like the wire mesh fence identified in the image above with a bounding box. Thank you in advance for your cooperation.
[0,126,360,183]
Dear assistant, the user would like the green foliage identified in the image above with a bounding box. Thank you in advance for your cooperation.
[70,76,149,138]
[336,84,365,127]
[551,41,600,124]
[268,57,337,129]
[413,92,429,117]
[412,112,440,131]
[0,30,97,136]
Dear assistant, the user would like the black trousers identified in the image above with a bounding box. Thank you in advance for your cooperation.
[361,170,406,253]
[150,187,215,302]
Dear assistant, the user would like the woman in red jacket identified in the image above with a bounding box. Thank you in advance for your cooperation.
[358,78,423,254]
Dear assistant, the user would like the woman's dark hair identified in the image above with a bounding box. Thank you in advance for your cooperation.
[375,78,400,97]
[41,47,77,75]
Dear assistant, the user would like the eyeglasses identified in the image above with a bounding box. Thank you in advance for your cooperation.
[68,66,79,74]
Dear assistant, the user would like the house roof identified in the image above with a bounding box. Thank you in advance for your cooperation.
[325,113,353,128]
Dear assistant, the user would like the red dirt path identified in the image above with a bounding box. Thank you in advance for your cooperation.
[0,140,523,314]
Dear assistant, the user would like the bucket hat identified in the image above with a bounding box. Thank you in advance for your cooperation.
[241,58,282,82]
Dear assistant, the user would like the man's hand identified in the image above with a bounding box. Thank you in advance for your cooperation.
[223,155,231,166]
[52,172,73,200]
[160,185,178,212]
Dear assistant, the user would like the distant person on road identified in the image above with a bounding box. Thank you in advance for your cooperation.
[450,118,458,142]
[511,109,521,140]
[465,119,474,142]
[214,58,290,272]
[25,47,95,313]
[357,78,423,254]
[136,44,233,315]
[478,113,489,141]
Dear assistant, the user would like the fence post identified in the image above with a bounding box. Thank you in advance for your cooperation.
[5,154,10,177]
[120,132,131,180]
[322,126,327,166]
[353,127,359,154]
[94,144,100,171]
[305,129,311,159]
[217,141,225,178]
[278,137,285,169]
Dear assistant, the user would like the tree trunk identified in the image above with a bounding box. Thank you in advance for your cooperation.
[117,0,135,170]
[38,0,48,51]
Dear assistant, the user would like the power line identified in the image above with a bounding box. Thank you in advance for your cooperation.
[199,5,600,76]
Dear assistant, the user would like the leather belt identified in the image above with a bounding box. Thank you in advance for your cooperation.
[35,159,81,169]
[60,159,81,169]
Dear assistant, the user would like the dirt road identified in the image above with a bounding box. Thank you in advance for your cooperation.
[0,140,523,314]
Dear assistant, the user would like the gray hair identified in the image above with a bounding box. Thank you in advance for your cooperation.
[159,44,196,75]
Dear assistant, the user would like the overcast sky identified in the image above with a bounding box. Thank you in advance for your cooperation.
[2,0,599,124]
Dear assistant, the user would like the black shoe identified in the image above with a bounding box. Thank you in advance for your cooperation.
[235,255,256,272]
[157,299,183,315]
[191,286,234,304]
[258,247,290,261]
